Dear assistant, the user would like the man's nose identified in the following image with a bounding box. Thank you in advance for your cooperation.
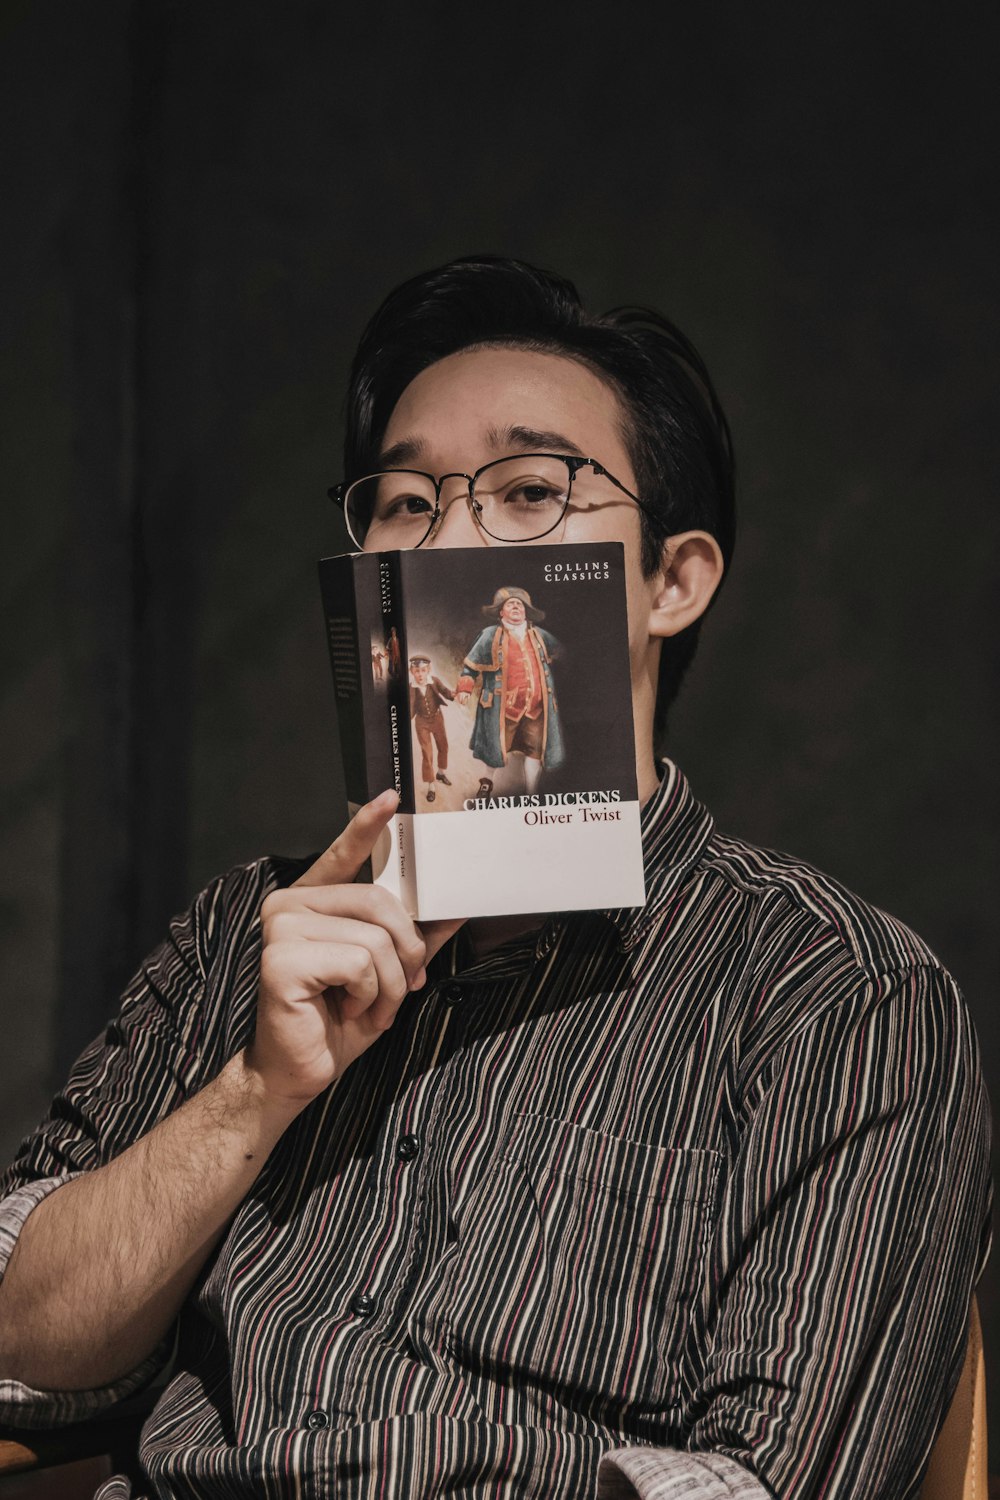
[424,479,490,549]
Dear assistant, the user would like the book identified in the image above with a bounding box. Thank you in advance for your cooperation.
[318,542,646,920]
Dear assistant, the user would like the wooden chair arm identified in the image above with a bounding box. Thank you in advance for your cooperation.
[921,1297,987,1500]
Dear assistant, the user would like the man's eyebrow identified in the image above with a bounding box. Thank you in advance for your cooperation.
[486,424,587,457]
[377,436,426,469]
[376,425,587,471]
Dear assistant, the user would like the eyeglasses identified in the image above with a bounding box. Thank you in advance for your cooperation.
[328,452,654,550]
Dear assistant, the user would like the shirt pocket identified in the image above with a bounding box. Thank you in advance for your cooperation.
[432,1113,720,1418]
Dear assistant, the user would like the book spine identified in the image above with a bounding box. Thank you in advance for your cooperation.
[378,552,418,914]
[318,553,374,805]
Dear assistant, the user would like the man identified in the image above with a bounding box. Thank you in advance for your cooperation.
[0,257,990,1500]
[408,655,454,802]
[456,586,563,793]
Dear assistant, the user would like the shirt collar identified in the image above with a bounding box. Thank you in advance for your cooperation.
[601,759,715,951]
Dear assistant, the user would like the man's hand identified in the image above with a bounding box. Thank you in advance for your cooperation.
[246,790,463,1116]
[456,691,470,706]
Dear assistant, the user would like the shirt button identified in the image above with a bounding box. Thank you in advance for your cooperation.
[397,1134,420,1162]
[305,1408,329,1430]
[442,982,463,1006]
[350,1291,375,1317]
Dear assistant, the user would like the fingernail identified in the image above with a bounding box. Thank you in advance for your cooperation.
[409,967,426,991]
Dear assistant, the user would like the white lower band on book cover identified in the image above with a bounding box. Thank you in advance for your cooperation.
[397,803,646,920]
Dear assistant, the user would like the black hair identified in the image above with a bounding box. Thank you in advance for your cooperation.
[344,255,735,736]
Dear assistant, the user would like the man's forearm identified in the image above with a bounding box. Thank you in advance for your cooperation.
[0,1051,301,1392]
[0,796,452,1398]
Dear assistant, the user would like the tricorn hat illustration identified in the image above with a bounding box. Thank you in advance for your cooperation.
[481,586,544,622]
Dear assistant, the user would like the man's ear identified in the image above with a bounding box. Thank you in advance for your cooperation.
[647,531,725,639]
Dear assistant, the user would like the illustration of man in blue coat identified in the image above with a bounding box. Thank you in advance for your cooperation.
[455,586,564,794]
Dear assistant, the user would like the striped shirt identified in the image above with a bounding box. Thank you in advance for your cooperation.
[0,761,991,1499]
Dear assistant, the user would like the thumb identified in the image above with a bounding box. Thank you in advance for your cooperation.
[294,789,399,889]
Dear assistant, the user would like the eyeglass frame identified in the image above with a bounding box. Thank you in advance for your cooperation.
[327,452,660,550]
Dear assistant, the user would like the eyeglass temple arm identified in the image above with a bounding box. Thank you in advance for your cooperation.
[583,459,658,520]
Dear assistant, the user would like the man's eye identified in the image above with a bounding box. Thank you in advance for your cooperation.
[376,493,433,518]
[503,482,565,507]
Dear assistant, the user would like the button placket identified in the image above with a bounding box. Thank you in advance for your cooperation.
[342,990,468,1336]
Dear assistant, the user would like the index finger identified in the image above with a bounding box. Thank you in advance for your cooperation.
[295,789,399,889]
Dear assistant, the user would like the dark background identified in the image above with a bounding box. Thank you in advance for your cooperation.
[1,0,996,1457]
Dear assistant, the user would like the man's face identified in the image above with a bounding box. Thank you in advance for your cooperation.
[379,347,660,678]
[378,346,723,803]
[411,662,430,685]
[500,597,526,627]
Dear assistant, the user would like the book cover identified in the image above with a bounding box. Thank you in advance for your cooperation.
[318,542,646,920]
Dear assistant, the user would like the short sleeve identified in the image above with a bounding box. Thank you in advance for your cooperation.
[598,1445,772,1497]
